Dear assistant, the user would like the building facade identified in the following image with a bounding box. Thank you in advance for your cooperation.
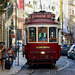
[12,0,25,45]
[68,0,75,43]
[0,0,13,47]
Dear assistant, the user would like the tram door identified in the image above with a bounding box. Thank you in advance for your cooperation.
[26,28,28,44]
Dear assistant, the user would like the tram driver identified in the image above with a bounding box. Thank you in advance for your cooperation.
[39,33,47,41]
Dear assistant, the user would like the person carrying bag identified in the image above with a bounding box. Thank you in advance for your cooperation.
[7,46,16,62]
[5,46,16,69]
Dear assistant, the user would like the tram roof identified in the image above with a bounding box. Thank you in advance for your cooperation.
[25,11,60,25]
[25,18,60,25]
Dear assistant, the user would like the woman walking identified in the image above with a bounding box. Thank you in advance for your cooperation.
[0,44,8,70]
[8,46,16,62]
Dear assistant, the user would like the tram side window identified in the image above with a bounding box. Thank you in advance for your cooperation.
[29,28,36,42]
[49,27,57,42]
[38,27,47,42]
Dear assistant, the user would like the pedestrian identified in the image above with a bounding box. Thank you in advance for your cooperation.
[12,44,15,52]
[22,44,25,57]
[12,45,16,61]
[8,46,16,62]
[0,44,8,70]
[0,45,1,59]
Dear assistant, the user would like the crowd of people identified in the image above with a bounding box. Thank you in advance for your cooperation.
[0,44,16,71]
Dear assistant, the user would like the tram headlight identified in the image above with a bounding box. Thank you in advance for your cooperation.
[41,51,45,54]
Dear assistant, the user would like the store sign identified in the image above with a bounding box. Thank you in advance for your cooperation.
[17,0,24,10]
[32,14,46,18]
[16,29,22,40]
[11,34,15,38]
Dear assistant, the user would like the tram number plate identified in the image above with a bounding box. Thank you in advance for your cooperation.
[40,55,48,58]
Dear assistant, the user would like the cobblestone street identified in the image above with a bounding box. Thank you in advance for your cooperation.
[16,56,75,75]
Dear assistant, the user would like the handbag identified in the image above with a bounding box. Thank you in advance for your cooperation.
[0,50,1,59]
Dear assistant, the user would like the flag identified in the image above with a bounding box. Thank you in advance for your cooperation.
[17,0,24,10]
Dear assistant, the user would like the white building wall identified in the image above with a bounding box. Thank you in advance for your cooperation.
[63,0,68,33]
[24,0,60,21]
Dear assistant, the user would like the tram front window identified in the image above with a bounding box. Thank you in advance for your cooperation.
[38,27,47,42]
[49,27,57,42]
[29,28,36,42]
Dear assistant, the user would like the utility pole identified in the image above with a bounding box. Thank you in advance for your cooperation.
[15,0,19,66]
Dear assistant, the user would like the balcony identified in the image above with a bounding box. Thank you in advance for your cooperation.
[68,0,75,6]
[25,4,33,8]
[0,0,7,10]
[0,0,4,6]
[7,2,13,19]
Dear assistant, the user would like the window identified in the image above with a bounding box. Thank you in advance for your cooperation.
[49,27,57,42]
[72,10,74,14]
[29,27,36,42]
[61,44,70,48]
[38,27,47,42]
[29,1,30,4]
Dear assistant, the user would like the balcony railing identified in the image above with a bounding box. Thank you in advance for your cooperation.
[0,0,8,10]
[0,0,6,5]
[7,2,13,19]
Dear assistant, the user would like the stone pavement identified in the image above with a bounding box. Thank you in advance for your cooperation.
[0,51,27,75]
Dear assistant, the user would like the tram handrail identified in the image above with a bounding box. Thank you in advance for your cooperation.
[49,38,57,42]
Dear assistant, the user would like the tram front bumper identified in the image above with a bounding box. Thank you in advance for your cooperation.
[27,51,58,64]
[29,50,57,59]
[27,59,57,64]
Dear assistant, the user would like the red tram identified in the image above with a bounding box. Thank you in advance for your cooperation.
[24,11,61,65]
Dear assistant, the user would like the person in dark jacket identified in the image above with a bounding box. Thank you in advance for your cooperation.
[0,44,8,70]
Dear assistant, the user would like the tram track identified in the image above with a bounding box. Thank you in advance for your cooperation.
[28,64,57,75]
[28,69,35,75]
[49,69,51,75]
[28,69,52,75]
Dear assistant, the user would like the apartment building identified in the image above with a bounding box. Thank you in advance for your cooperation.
[68,0,75,43]
[0,0,13,47]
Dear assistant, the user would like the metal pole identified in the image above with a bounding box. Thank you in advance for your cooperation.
[18,29,19,66]
[15,0,19,66]
[7,27,8,48]
[15,0,17,29]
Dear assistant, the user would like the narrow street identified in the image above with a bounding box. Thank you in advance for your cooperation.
[0,0,75,75]
[16,56,75,75]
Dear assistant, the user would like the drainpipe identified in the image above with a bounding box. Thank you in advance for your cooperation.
[2,20,3,42]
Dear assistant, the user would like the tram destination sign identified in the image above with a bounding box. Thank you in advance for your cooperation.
[31,14,55,19]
